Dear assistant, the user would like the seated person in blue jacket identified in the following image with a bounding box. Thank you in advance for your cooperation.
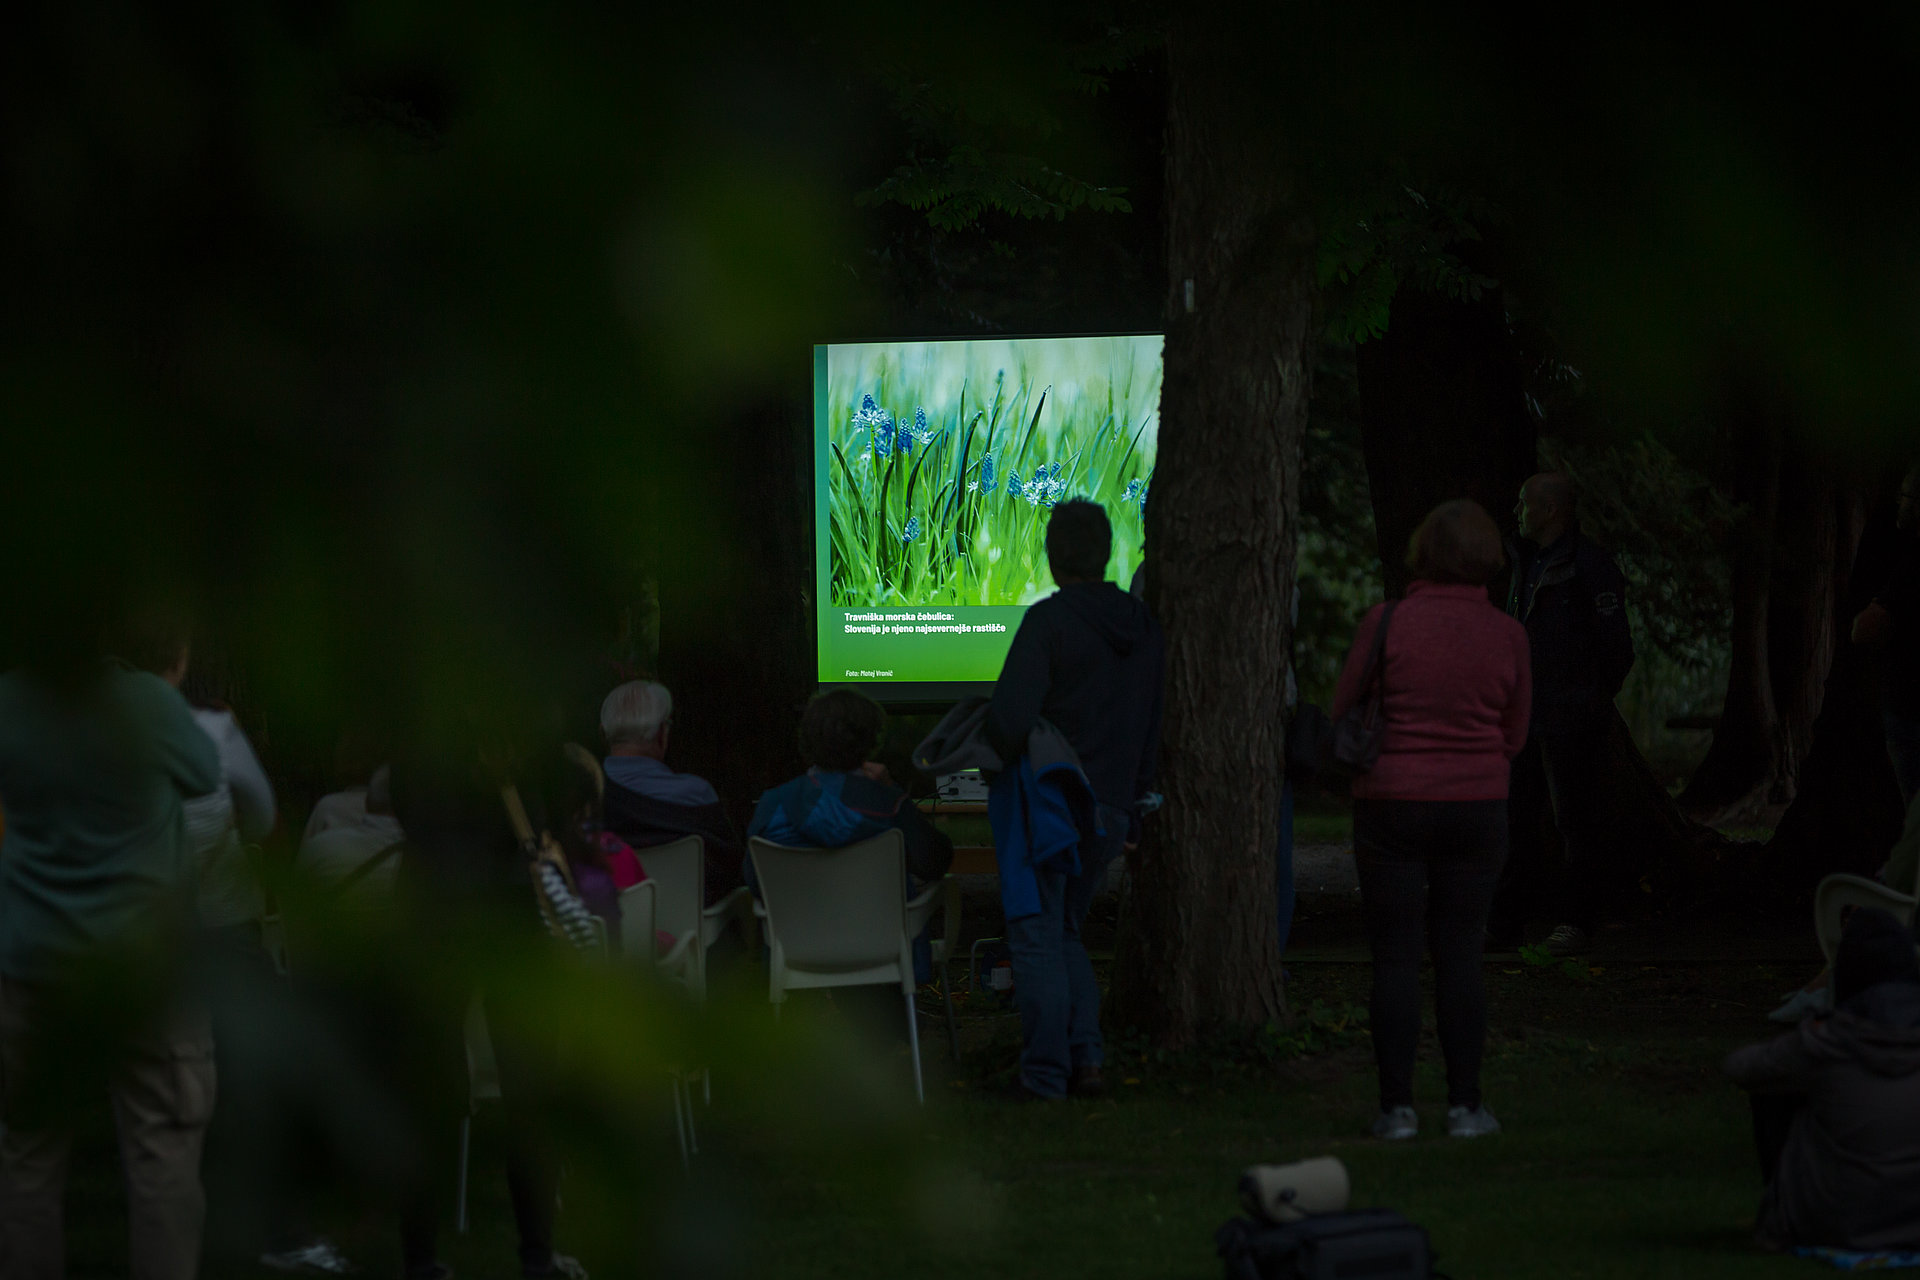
[747,689,953,888]
[599,679,745,903]
[988,499,1165,1102]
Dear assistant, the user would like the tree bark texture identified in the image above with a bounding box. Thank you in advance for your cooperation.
[1353,289,1536,598]
[1767,477,1905,894]
[1681,421,1783,810]
[1687,435,1858,818]
[1108,18,1312,1046]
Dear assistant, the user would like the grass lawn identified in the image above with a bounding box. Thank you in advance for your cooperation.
[63,903,1824,1280]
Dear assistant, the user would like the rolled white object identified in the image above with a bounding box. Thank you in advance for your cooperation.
[1239,1157,1351,1223]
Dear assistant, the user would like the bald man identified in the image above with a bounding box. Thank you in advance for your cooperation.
[1487,472,1635,956]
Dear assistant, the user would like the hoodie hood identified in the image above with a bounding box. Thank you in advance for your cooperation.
[1056,582,1151,657]
[1804,980,1920,1077]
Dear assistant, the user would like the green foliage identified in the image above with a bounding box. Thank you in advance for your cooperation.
[1518,943,1600,983]
[1316,175,1501,346]
[1540,432,1737,672]
[1294,347,1385,709]
[852,17,1158,234]
[1105,1000,1371,1081]
[859,149,1131,231]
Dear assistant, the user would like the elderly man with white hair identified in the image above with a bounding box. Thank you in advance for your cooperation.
[599,681,743,903]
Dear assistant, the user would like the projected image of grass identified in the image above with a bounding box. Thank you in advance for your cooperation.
[827,335,1161,608]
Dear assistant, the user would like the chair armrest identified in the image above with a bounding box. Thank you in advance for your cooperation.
[699,886,756,948]
[1815,874,1918,965]
[658,931,696,975]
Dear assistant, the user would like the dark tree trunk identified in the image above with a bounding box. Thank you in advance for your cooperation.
[1767,476,1904,894]
[1108,15,1312,1046]
[1764,447,1848,801]
[1681,420,1783,810]
[1686,437,1860,819]
[656,396,815,834]
[1353,289,1536,597]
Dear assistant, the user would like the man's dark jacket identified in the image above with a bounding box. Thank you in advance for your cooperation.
[985,581,1164,813]
[1504,528,1635,736]
[602,778,745,903]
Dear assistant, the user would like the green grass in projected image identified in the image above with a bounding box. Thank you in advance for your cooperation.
[826,335,1161,608]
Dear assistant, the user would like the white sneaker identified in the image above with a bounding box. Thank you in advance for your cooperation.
[261,1241,360,1275]
[1446,1105,1501,1138]
[1768,985,1832,1024]
[1371,1105,1418,1140]
[1543,924,1590,956]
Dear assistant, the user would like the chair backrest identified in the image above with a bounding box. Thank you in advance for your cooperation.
[749,831,907,971]
[617,879,657,961]
[634,836,704,946]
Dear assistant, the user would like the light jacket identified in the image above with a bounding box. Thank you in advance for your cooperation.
[916,697,1098,920]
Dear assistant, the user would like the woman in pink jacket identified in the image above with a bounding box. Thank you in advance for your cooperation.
[1331,500,1531,1142]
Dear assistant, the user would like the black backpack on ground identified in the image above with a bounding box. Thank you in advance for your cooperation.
[1216,1209,1440,1280]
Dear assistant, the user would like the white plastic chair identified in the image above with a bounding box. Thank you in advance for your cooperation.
[458,996,502,1234]
[1815,862,1920,967]
[632,836,756,1000]
[748,831,960,1103]
[615,879,697,1167]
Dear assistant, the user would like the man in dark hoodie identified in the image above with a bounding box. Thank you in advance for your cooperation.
[1489,472,1635,956]
[987,500,1164,1100]
[1726,907,1920,1254]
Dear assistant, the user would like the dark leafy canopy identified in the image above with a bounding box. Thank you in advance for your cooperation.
[1315,171,1500,346]
[851,10,1159,233]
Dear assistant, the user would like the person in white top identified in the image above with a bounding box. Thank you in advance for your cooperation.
[182,706,275,933]
[297,765,405,907]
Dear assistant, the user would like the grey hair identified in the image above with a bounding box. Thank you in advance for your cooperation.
[601,680,673,746]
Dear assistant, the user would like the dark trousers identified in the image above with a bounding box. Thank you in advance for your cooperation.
[1493,729,1610,936]
[1006,808,1126,1099]
[396,989,558,1274]
[1354,798,1507,1110]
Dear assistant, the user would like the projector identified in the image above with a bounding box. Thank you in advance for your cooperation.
[935,770,989,803]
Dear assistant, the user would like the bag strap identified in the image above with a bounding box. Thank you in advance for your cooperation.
[334,839,407,895]
[501,783,581,894]
[1358,600,1398,702]
[500,784,538,848]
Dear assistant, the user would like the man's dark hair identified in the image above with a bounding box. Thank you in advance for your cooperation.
[1407,500,1506,585]
[1045,500,1112,583]
[798,689,887,772]
[111,610,192,678]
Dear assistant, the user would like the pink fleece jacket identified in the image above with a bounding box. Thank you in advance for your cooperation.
[1330,581,1532,802]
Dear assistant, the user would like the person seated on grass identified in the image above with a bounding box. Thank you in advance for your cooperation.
[1726,906,1920,1254]
[598,680,744,903]
[1767,789,1920,1023]
[747,689,953,890]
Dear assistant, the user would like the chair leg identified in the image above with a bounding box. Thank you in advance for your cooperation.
[904,987,925,1105]
[456,1115,472,1233]
[671,1077,692,1170]
[941,956,960,1063]
[683,1074,701,1155]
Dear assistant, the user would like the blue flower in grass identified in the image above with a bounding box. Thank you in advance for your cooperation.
[902,516,921,543]
[855,394,895,461]
[979,452,997,495]
[1005,469,1023,500]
